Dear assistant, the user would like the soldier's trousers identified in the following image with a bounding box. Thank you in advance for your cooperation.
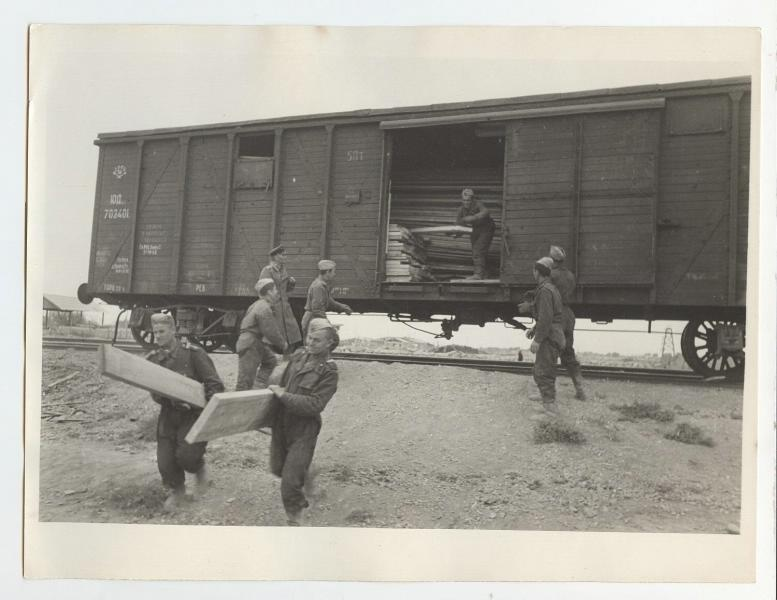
[533,339,561,401]
[560,306,581,376]
[470,225,495,277]
[156,408,207,490]
[270,419,321,515]
[236,341,278,391]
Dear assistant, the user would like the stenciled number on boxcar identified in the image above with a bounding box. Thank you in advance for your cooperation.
[103,207,130,219]
[346,150,365,162]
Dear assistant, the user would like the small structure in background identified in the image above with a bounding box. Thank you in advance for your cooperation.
[42,294,116,328]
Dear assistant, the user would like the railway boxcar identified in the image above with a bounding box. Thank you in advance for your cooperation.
[79,77,750,378]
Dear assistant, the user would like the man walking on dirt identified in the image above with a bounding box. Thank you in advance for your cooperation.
[260,245,303,353]
[455,187,495,280]
[268,318,340,526]
[524,257,566,416]
[146,312,225,511]
[547,245,588,400]
[300,259,352,338]
[236,278,288,391]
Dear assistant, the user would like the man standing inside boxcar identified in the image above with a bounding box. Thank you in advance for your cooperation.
[235,278,288,391]
[455,187,495,280]
[300,259,352,337]
[548,245,588,400]
[268,318,340,525]
[526,257,566,416]
[260,246,303,353]
[147,313,225,512]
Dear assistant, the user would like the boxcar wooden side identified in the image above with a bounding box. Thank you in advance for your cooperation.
[81,77,750,375]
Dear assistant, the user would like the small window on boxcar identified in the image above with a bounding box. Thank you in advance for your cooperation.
[235,134,275,189]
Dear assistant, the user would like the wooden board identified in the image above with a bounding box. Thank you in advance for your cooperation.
[185,389,276,444]
[409,225,472,234]
[97,344,206,408]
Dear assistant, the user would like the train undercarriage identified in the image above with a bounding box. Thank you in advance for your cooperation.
[93,290,745,382]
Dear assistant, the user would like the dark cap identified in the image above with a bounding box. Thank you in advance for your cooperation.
[269,245,285,257]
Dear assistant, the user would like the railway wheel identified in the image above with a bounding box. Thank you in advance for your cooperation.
[680,319,745,380]
[130,325,155,349]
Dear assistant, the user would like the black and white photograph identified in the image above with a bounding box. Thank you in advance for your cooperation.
[20,21,773,586]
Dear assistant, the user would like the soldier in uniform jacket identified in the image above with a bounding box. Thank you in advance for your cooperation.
[267,318,340,526]
[236,278,288,391]
[300,259,352,338]
[455,187,496,280]
[260,245,303,352]
[146,313,225,511]
[526,257,566,415]
[548,245,588,401]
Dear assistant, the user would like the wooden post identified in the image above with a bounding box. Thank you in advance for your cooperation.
[320,125,335,258]
[219,133,236,294]
[126,140,144,293]
[649,110,663,304]
[375,130,393,285]
[727,91,743,304]
[97,344,207,408]
[572,119,584,301]
[170,136,190,293]
[269,128,283,249]
[87,148,106,290]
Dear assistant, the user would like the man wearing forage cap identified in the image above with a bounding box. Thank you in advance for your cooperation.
[548,245,588,401]
[268,318,340,525]
[260,245,303,352]
[301,259,352,337]
[235,278,288,391]
[526,257,566,416]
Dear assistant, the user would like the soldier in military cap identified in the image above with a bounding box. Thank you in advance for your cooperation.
[548,245,588,401]
[455,187,496,280]
[268,318,340,526]
[146,312,225,511]
[525,257,566,416]
[300,259,352,338]
[235,278,288,392]
[260,245,303,352]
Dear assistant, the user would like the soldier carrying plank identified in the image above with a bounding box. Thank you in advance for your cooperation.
[146,312,225,512]
[267,318,340,526]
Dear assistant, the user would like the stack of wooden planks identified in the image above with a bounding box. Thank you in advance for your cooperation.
[385,224,436,282]
[388,168,502,280]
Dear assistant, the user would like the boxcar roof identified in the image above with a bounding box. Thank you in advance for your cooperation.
[95,76,750,143]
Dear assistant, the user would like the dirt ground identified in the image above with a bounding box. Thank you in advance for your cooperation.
[36,344,743,533]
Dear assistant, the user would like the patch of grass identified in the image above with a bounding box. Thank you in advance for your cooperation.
[345,508,373,525]
[533,419,586,445]
[107,481,167,517]
[664,422,716,447]
[609,401,675,423]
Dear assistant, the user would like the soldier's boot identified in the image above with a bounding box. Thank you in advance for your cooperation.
[571,371,588,401]
[285,509,303,527]
[194,464,211,498]
[163,485,187,513]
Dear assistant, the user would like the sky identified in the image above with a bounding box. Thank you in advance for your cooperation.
[28,26,761,354]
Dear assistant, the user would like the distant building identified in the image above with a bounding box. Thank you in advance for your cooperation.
[42,294,119,326]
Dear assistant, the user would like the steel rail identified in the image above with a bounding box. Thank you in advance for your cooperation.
[42,337,738,386]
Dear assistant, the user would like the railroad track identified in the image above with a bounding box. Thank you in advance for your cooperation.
[42,337,738,386]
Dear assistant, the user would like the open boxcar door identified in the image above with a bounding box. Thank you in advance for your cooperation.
[501,106,662,293]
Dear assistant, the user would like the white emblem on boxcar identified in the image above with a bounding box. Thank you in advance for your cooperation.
[113,165,128,179]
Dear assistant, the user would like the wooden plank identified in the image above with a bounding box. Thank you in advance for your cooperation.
[185,389,276,443]
[97,345,206,408]
[727,91,743,303]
